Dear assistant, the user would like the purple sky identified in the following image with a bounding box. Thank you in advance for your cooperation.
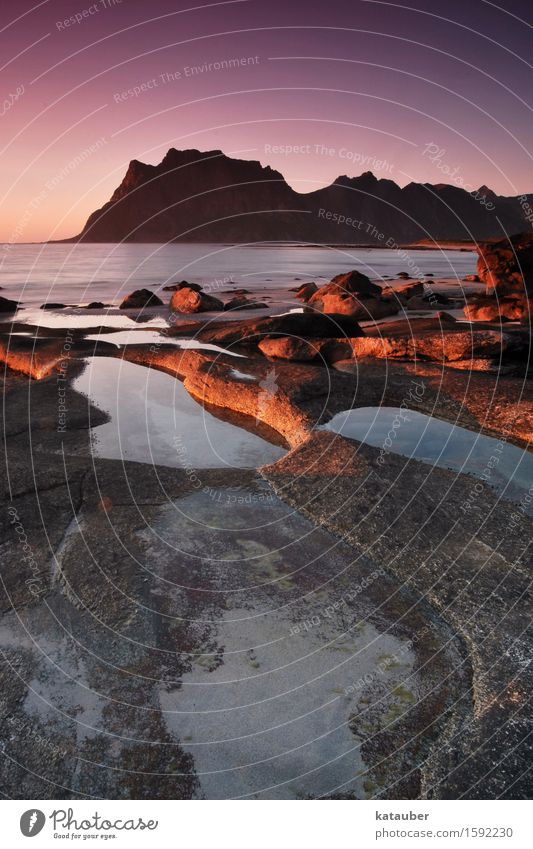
[1,0,532,241]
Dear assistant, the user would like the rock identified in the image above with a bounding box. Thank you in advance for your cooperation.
[403,297,433,311]
[435,311,457,322]
[86,302,105,309]
[162,281,202,292]
[464,296,523,322]
[119,289,163,309]
[309,270,392,318]
[329,270,381,296]
[311,289,399,319]
[477,232,533,295]
[424,291,451,305]
[258,336,318,361]
[382,281,424,300]
[463,274,480,282]
[424,273,434,277]
[294,281,318,301]
[170,286,223,314]
[350,329,523,363]
[191,310,365,348]
[224,296,268,311]
[397,272,411,279]
[0,296,19,313]
[473,233,533,322]
[40,303,66,310]
[258,335,354,364]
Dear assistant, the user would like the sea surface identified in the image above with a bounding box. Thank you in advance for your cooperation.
[0,243,477,310]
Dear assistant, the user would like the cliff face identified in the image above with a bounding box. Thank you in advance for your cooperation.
[74,147,532,243]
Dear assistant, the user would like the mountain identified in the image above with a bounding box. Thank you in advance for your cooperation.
[71,147,532,244]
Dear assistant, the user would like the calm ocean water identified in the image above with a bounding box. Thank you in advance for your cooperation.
[0,243,476,309]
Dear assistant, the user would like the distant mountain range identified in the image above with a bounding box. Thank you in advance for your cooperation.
[69,147,532,244]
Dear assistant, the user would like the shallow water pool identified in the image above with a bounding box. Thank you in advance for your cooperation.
[73,357,285,469]
[324,406,533,505]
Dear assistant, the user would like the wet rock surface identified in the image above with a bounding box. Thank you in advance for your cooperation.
[1,366,463,800]
[1,269,531,799]
[262,431,533,799]
[119,289,163,309]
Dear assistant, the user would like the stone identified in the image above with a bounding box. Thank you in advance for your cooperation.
[294,281,318,301]
[192,310,365,348]
[170,286,223,314]
[223,296,268,311]
[477,232,533,295]
[328,270,382,296]
[40,303,66,310]
[119,289,163,309]
[464,296,523,322]
[350,329,524,363]
[85,302,105,309]
[0,296,20,313]
[309,288,399,320]
[382,281,424,300]
[258,336,318,361]
[162,280,202,292]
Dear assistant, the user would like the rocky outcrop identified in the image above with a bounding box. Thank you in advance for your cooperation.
[190,310,365,349]
[68,148,533,244]
[472,233,533,322]
[464,295,524,322]
[293,281,318,301]
[350,329,524,363]
[309,272,399,320]
[119,289,163,309]
[170,286,223,314]
[477,232,533,294]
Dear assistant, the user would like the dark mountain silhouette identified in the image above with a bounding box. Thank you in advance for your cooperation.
[70,147,532,244]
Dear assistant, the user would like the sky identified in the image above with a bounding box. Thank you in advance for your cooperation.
[1,0,532,242]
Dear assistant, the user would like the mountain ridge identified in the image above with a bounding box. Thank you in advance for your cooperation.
[70,147,532,244]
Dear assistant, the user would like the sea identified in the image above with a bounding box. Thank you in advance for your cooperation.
[0,243,477,313]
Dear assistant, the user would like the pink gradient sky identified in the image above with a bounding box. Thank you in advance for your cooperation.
[1,0,532,242]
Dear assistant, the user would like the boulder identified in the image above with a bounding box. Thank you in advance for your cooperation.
[258,335,354,364]
[294,281,318,301]
[477,232,533,295]
[403,297,434,311]
[397,272,411,279]
[0,296,19,313]
[224,296,268,311]
[423,291,451,305]
[119,289,163,309]
[463,274,480,282]
[162,280,202,292]
[464,295,523,322]
[170,286,223,314]
[86,302,105,309]
[258,336,318,362]
[328,270,381,296]
[309,287,399,320]
[40,303,66,310]
[382,281,424,300]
